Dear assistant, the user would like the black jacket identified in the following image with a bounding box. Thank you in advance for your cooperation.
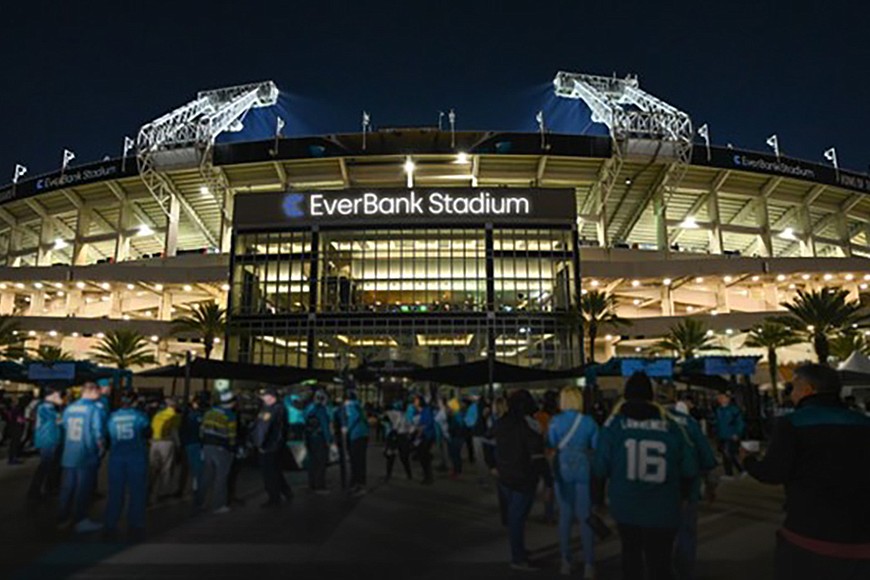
[251,403,287,454]
[745,394,870,544]
[494,412,553,493]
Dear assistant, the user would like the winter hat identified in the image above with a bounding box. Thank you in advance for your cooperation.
[624,372,654,401]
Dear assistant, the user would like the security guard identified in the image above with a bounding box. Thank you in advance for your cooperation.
[104,393,151,539]
[252,387,292,507]
[593,373,697,580]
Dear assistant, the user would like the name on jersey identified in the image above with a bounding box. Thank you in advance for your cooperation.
[621,418,668,432]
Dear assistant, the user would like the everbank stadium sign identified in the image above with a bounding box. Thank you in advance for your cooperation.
[233,188,577,230]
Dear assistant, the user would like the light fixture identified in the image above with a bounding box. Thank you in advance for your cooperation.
[711,310,719,316]
[34,282,43,289]
[687,306,695,312]
[604,334,613,340]
[27,330,36,337]
[48,330,58,337]
[14,283,24,289]
[801,274,811,281]
[725,328,734,335]
[0,283,6,290]
[590,279,600,287]
[150,335,159,342]
[213,337,221,344]
[71,332,79,338]
[221,283,231,291]
[823,273,833,281]
[695,277,704,284]
[723,275,733,283]
[706,329,714,336]
[779,227,797,240]
[183,284,193,292]
[845,273,854,281]
[633,299,641,306]
[96,332,105,338]
[751,275,760,282]
[788,283,796,289]
[137,224,154,237]
[624,178,632,186]
[101,295,110,302]
[122,315,130,321]
[663,278,672,286]
[455,152,469,164]
[580,289,588,295]
[53,238,68,250]
[679,216,699,229]
[127,283,135,290]
[631,280,641,287]
[53,282,63,289]
[199,185,210,196]
[155,284,164,291]
[862,284,869,291]
[634,346,642,353]
[100,282,111,290]
[76,281,86,289]
[776,274,786,282]
[864,274,870,281]
[403,157,415,174]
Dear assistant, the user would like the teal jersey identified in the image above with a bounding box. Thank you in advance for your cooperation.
[61,399,106,468]
[108,408,151,459]
[668,409,717,501]
[593,404,697,529]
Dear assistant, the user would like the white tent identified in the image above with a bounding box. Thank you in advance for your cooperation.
[837,351,870,374]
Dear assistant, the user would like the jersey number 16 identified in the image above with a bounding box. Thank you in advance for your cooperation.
[624,439,667,483]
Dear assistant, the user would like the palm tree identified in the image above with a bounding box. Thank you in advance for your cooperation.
[580,290,630,363]
[829,332,870,362]
[30,345,74,364]
[172,302,226,359]
[91,330,156,369]
[744,320,801,404]
[778,288,868,365]
[655,318,722,360]
[0,315,24,359]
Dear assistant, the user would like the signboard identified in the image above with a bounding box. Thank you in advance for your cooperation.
[28,362,76,381]
[620,358,674,378]
[0,158,138,205]
[233,188,577,230]
[703,356,758,376]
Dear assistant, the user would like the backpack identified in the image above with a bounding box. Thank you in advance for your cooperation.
[556,414,589,483]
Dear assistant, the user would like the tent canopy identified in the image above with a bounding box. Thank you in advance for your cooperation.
[408,360,583,388]
[137,358,335,385]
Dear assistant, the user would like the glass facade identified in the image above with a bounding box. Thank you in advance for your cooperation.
[229,225,580,371]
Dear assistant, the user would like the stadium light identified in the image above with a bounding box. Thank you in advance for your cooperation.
[455,152,469,164]
[766,134,780,159]
[697,123,710,161]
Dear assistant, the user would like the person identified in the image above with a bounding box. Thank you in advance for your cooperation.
[446,399,465,478]
[251,387,293,507]
[469,396,490,485]
[548,386,598,578]
[177,392,208,497]
[714,392,745,478]
[27,387,64,500]
[593,372,697,580]
[305,390,333,493]
[5,396,27,465]
[58,382,106,533]
[670,398,719,580]
[342,390,369,496]
[494,389,553,572]
[742,363,870,579]
[104,393,151,539]
[149,397,181,503]
[412,395,436,484]
[536,390,559,524]
[382,400,413,481]
[196,390,238,514]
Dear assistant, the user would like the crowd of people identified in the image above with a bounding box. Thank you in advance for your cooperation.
[4,363,869,579]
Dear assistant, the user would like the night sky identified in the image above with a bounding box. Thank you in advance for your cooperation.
[1,0,868,180]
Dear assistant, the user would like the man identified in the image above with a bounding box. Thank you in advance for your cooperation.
[341,390,369,496]
[382,399,412,481]
[251,387,293,507]
[5,395,26,465]
[412,395,436,484]
[177,391,208,497]
[670,398,718,580]
[743,363,870,579]
[58,382,106,533]
[196,390,238,514]
[593,373,697,580]
[714,392,745,478]
[104,393,150,539]
[494,389,553,572]
[149,397,181,503]
[27,387,64,500]
[305,390,333,493]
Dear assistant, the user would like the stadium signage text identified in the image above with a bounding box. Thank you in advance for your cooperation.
[233,188,576,229]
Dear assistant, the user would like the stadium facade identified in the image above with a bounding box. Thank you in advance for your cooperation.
[1,74,869,386]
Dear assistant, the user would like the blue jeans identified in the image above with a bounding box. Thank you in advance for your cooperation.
[28,445,60,498]
[675,500,698,580]
[556,479,595,565]
[105,454,147,531]
[185,444,204,492]
[58,465,98,523]
[500,484,535,564]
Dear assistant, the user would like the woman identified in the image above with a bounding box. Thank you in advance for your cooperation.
[548,386,598,578]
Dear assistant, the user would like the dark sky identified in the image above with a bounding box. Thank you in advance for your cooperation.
[1,0,868,179]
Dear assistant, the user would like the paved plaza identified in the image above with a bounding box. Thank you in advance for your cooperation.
[1,446,783,579]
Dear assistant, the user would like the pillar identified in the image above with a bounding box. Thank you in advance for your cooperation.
[164,194,181,258]
[755,198,774,258]
[707,190,724,255]
[36,219,54,266]
[72,206,93,266]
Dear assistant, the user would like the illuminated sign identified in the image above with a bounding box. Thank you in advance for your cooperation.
[234,188,576,229]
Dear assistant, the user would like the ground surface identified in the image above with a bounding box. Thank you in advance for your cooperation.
[0,443,782,579]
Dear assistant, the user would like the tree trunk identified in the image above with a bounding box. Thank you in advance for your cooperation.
[588,324,598,364]
[768,348,779,405]
[813,333,829,366]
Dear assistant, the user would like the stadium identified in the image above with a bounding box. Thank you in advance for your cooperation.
[2,72,869,391]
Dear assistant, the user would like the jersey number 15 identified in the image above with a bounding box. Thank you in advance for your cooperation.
[624,439,667,483]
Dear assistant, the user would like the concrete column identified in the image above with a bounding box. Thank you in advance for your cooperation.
[159,291,174,321]
[110,290,123,318]
[707,190,724,255]
[36,219,54,266]
[797,204,816,257]
[755,198,774,257]
[660,285,674,316]
[653,190,669,253]
[164,195,181,258]
[6,228,22,267]
[715,282,731,313]
[835,213,852,258]
[28,291,45,316]
[65,289,84,317]
[846,283,860,303]
[72,206,93,266]
[0,292,14,315]
[114,201,133,263]
[762,283,780,310]
[220,188,234,254]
